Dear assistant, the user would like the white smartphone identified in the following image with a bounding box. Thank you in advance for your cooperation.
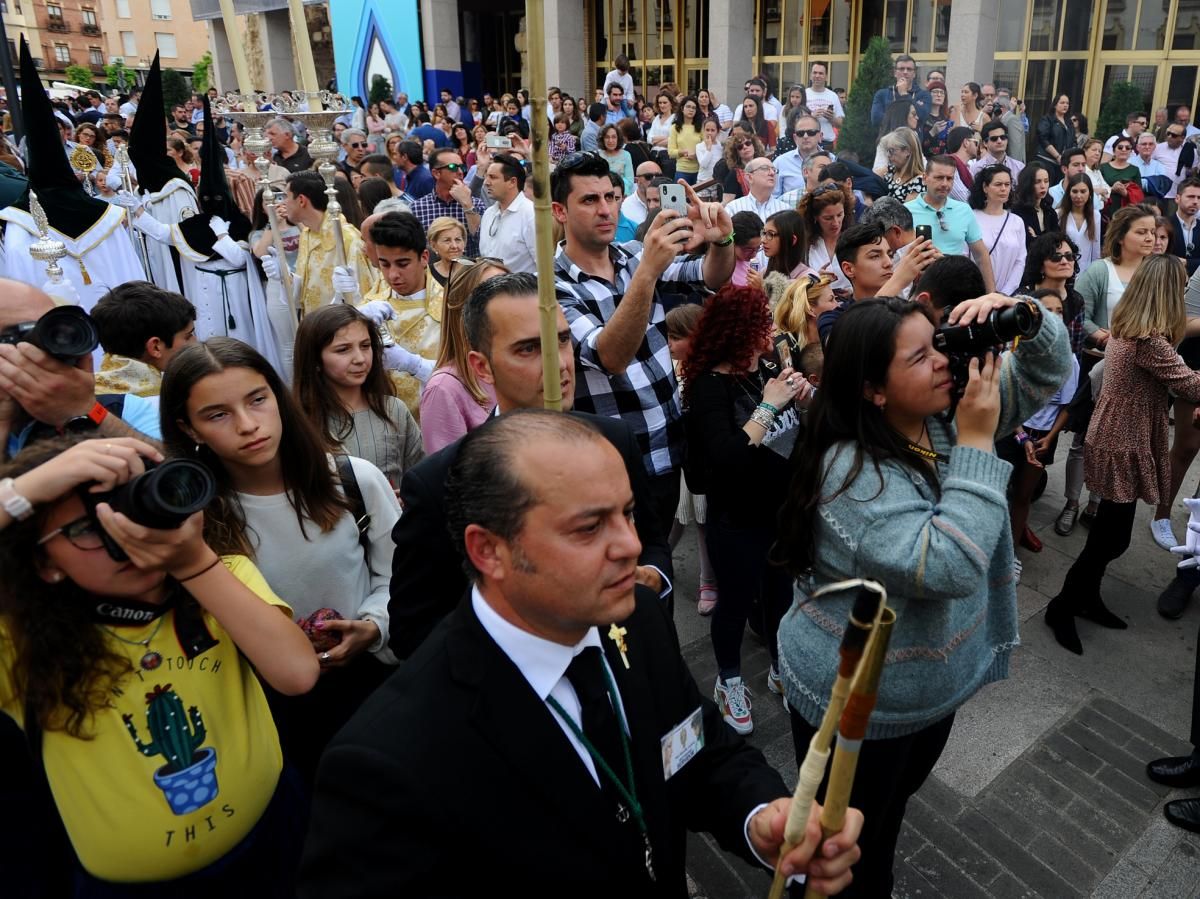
[485,134,512,149]
[659,183,689,217]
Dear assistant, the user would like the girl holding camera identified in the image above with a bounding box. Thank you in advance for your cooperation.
[774,293,1070,897]
[0,435,318,894]
[159,338,402,783]
[1047,255,1200,654]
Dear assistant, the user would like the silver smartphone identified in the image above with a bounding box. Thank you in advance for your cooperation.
[659,183,689,216]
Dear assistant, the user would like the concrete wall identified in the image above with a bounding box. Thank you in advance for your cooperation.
[707,0,754,115]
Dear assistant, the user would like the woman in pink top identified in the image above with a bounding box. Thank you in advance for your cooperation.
[419,260,509,453]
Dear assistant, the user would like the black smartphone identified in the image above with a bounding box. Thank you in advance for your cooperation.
[915,224,933,242]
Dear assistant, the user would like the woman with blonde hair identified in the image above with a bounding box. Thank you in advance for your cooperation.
[418,259,507,453]
[773,272,838,353]
[1046,255,1200,654]
[874,127,925,202]
[426,216,470,288]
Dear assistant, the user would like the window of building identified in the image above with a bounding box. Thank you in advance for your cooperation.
[53,43,69,63]
[6,40,14,60]
[82,8,97,26]
[88,46,102,65]
[47,3,62,17]
[120,30,136,56]
[154,32,177,58]
[115,0,130,17]
[150,0,172,20]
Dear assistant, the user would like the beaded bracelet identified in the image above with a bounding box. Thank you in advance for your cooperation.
[750,407,776,429]
[758,401,780,415]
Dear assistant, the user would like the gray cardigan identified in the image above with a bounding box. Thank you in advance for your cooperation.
[777,301,1071,739]
[1076,257,1116,336]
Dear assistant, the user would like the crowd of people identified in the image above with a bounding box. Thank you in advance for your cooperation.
[6,38,1200,896]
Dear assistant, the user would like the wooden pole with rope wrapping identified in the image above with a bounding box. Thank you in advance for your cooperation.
[766,580,886,899]
[524,0,563,411]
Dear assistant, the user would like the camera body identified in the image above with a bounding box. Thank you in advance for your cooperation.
[80,459,217,562]
[0,305,99,363]
[933,300,1042,400]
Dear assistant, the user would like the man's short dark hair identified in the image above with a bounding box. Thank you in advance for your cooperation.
[550,150,612,204]
[286,170,328,210]
[732,211,764,246]
[607,83,624,96]
[397,139,423,165]
[446,409,605,581]
[946,126,976,154]
[359,153,393,179]
[490,153,526,191]
[980,119,1008,142]
[835,220,886,266]
[463,271,539,358]
[818,161,852,183]
[370,211,427,254]
[587,102,607,124]
[862,196,913,232]
[1179,176,1200,195]
[927,154,957,173]
[607,170,624,193]
[912,256,986,310]
[428,147,461,170]
[1060,147,1086,170]
[91,281,195,359]
[1127,111,1145,124]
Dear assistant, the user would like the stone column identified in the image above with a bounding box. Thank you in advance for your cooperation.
[707,0,754,115]
[946,0,998,91]
[420,0,462,102]
[258,8,298,92]
[209,20,238,94]
[544,0,586,98]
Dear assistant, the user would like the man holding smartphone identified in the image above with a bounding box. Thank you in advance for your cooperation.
[552,152,735,532]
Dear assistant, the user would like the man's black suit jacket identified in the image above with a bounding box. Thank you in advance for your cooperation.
[300,592,786,898]
[387,410,673,660]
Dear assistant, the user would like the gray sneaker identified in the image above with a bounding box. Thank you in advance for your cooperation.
[1054,504,1078,536]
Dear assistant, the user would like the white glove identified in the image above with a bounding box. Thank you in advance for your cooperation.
[112,190,143,211]
[356,299,395,325]
[331,265,359,298]
[42,276,80,307]
[131,209,171,243]
[261,249,288,282]
[383,344,435,383]
[209,216,230,238]
[213,234,244,267]
[104,170,124,192]
[1171,497,1200,569]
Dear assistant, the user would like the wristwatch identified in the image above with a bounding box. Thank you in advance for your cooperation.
[0,478,33,520]
[62,400,108,433]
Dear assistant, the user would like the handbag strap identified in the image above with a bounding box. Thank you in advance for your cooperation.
[988,211,1011,257]
[334,453,372,558]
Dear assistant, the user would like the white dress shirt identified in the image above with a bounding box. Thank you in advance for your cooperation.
[621,193,649,227]
[479,191,537,273]
[725,192,795,220]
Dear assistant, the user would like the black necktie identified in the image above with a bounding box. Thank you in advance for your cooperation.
[564,647,625,799]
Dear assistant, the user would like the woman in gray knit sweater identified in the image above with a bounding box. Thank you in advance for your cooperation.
[774,294,1070,897]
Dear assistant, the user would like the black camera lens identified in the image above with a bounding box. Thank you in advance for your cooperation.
[124,460,217,530]
[29,306,99,361]
[933,302,1041,355]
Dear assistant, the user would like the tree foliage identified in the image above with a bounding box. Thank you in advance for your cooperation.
[836,36,895,162]
[191,51,213,94]
[105,58,135,93]
[160,67,190,114]
[369,73,393,107]
[64,64,94,89]
[1095,82,1144,147]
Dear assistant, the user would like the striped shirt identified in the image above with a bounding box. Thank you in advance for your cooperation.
[554,241,705,477]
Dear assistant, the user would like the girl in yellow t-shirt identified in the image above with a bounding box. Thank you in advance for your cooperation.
[668,95,706,184]
[0,435,319,893]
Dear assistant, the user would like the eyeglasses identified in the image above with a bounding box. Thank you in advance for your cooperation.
[935,208,949,232]
[434,163,465,172]
[794,129,821,137]
[747,165,777,175]
[37,514,104,551]
[761,229,780,238]
[987,134,1008,142]
[1048,251,1078,262]
[349,142,368,149]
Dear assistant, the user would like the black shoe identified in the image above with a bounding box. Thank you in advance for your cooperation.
[1045,596,1082,655]
[1164,798,1200,833]
[1077,596,1128,629]
[1158,578,1196,620]
[1147,754,1200,788]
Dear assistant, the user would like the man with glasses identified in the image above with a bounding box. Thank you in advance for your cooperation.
[622,161,662,233]
[1103,111,1148,162]
[1169,177,1200,275]
[774,115,825,195]
[970,119,1024,180]
[993,92,1027,163]
[947,126,980,202]
[410,148,488,256]
[551,151,735,533]
[724,158,798,219]
[338,128,371,179]
[479,154,536,273]
[871,54,930,128]
[1134,132,1172,209]
[905,156,996,292]
[1155,124,1198,210]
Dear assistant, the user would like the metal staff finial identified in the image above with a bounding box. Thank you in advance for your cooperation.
[27,190,68,287]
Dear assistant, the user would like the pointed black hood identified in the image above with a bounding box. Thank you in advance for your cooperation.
[176,95,252,258]
[128,53,188,194]
[16,37,106,237]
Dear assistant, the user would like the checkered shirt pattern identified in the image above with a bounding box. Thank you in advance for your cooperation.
[409,190,489,257]
[555,240,705,477]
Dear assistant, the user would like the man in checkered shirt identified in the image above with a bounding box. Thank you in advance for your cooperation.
[552,152,736,531]
[409,147,488,256]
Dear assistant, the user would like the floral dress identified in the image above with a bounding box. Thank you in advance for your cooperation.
[884,163,924,201]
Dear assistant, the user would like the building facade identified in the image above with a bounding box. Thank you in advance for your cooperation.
[98,0,210,84]
[15,0,108,82]
[1,0,46,73]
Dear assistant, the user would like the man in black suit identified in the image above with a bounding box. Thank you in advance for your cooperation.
[302,411,862,895]
[388,272,673,660]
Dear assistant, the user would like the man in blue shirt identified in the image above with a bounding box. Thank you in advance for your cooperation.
[603,83,635,125]
[905,156,995,291]
[581,103,606,153]
[410,118,451,149]
[394,140,435,200]
[871,54,931,128]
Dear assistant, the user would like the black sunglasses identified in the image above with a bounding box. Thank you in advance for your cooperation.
[794,129,821,137]
[1048,251,1078,262]
[349,142,368,149]
[987,134,1008,141]
[435,162,465,172]
[1168,130,1186,138]
[935,208,949,232]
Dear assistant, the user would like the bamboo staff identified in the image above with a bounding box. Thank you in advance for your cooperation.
[767,579,886,899]
[800,604,896,899]
[524,0,562,411]
[113,143,151,279]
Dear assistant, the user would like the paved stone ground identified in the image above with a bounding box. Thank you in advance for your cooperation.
[671,459,1200,898]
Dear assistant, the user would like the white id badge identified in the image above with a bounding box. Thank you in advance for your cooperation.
[661,706,704,780]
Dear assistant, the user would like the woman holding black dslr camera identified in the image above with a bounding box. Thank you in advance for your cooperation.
[0,434,318,894]
[774,291,1070,897]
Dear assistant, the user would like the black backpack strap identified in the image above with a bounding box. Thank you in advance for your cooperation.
[334,453,372,557]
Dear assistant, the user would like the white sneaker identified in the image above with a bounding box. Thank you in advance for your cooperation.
[768,665,783,696]
[1151,518,1179,551]
[1013,558,1023,586]
[714,676,753,735]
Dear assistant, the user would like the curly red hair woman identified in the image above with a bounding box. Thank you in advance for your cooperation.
[680,285,814,735]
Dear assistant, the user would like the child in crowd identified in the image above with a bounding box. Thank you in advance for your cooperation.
[666,302,718,615]
[549,113,578,164]
[293,304,424,491]
[0,435,318,894]
[90,280,198,398]
[160,337,402,783]
[798,341,824,387]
